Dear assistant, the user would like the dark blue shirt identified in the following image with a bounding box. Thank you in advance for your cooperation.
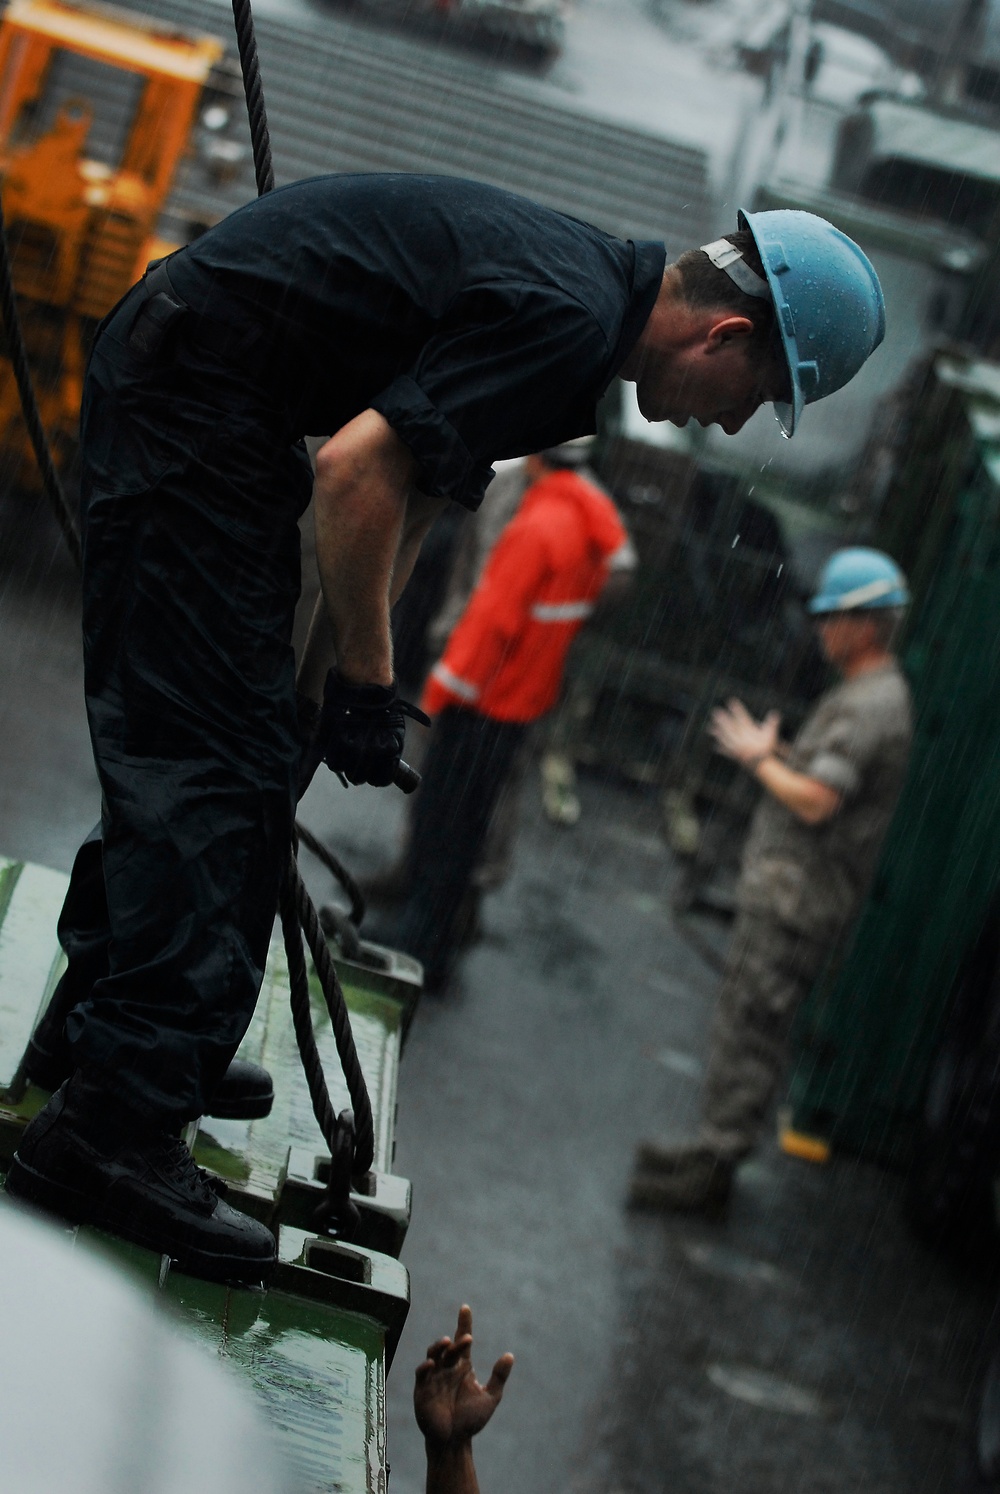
[168,174,664,509]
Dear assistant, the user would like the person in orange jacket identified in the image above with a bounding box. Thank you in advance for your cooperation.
[368,440,631,991]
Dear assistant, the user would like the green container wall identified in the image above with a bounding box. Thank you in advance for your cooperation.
[789,362,1000,1164]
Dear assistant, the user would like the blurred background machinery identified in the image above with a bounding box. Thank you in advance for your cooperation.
[0,0,224,489]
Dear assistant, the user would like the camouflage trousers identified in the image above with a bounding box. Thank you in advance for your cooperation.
[700,909,828,1161]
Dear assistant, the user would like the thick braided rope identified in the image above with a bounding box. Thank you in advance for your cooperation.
[295,819,366,927]
[288,853,376,1176]
[278,862,340,1149]
[230,0,275,196]
[0,196,83,571]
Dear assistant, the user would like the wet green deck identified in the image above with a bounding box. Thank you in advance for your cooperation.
[0,855,419,1494]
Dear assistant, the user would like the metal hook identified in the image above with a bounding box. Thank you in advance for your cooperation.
[312,1107,363,1241]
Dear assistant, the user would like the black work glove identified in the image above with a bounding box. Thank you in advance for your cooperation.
[317,671,428,788]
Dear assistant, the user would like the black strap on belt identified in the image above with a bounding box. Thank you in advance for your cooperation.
[131,257,265,368]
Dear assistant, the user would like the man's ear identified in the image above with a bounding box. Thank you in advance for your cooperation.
[705,315,755,351]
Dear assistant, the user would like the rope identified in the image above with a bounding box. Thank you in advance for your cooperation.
[295,820,367,928]
[230,0,275,196]
[279,865,339,1150]
[286,851,375,1175]
[0,196,83,569]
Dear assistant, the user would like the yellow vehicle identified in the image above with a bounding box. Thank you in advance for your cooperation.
[0,0,223,484]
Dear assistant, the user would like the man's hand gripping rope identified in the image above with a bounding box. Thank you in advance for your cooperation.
[297,673,427,796]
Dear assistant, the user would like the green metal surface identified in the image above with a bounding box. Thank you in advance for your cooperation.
[788,353,1000,1163]
[166,1269,387,1494]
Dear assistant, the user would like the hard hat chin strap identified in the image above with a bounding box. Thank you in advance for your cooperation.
[700,238,771,302]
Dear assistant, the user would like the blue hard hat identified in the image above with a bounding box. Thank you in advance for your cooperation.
[808,548,910,613]
[740,208,886,438]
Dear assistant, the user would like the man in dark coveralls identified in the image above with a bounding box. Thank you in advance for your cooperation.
[6,175,887,1283]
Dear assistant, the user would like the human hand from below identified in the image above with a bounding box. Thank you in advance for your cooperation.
[709,698,781,768]
[414,1305,514,1450]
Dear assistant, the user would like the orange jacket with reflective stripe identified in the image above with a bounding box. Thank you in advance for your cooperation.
[422,467,629,724]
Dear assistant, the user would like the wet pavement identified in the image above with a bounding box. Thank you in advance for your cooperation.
[309,769,995,1494]
[3,496,994,1494]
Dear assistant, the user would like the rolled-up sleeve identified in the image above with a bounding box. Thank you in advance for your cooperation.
[801,706,879,799]
[371,281,611,510]
[806,750,860,797]
[370,375,494,508]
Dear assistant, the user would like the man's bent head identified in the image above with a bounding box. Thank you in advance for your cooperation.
[621,210,885,438]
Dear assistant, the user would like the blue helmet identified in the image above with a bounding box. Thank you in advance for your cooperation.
[706,209,886,438]
[808,548,910,614]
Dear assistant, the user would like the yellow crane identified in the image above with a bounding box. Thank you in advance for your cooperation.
[0,0,222,485]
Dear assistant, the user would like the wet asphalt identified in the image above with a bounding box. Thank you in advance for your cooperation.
[1,493,995,1494]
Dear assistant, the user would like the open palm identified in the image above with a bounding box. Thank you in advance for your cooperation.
[414,1305,514,1448]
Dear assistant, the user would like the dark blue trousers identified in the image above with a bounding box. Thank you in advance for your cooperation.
[56,272,313,1125]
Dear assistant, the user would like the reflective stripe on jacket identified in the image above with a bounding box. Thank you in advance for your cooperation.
[422,467,629,723]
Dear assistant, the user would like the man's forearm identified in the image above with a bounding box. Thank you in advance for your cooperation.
[299,411,418,696]
[298,490,447,699]
[426,1443,479,1494]
[753,756,841,825]
[315,472,404,688]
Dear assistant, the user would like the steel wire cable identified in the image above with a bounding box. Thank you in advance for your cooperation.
[231,0,276,196]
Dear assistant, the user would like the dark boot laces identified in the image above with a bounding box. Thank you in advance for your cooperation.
[153,1133,226,1207]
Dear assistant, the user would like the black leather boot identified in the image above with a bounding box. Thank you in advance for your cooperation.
[23,1014,274,1121]
[5,1072,277,1286]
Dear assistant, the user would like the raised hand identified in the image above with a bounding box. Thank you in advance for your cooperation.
[414,1305,514,1450]
[709,698,781,768]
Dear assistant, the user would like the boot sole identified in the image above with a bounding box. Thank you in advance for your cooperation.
[5,1154,276,1287]
[206,1090,274,1122]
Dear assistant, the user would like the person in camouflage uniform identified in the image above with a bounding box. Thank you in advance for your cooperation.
[630,548,914,1214]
